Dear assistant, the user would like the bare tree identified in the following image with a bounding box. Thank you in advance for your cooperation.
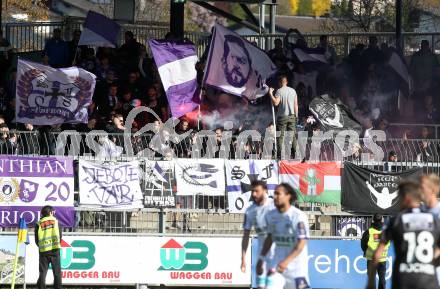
[3,0,49,21]
[328,0,421,32]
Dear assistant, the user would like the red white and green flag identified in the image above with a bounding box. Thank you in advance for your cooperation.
[278,161,341,204]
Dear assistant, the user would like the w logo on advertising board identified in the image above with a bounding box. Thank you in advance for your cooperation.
[158,239,208,271]
[60,240,95,270]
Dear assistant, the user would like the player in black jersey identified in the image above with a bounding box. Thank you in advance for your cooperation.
[366,181,440,289]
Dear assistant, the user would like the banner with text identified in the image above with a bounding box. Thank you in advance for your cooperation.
[25,236,250,286]
[78,160,143,208]
[144,160,176,207]
[0,156,74,227]
[342,162,422,214]
[278,161,341,204]
[16,59,95,125]
[175,159,225,196]
[251,239,394,289]
[225,160,278,213]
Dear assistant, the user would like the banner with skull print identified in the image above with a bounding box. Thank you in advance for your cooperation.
[342,162,422,214]
[16,59,96,125]
[225,160,278,213]
[175,159,225,196]
[0,156,75,227]
[309,94,361,133]
[144,160,176,207]
[278,161,341,204]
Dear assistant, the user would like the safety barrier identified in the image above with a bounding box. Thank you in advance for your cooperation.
[4,130,440,165]
[0,233,384,289]
[3,17,440,57]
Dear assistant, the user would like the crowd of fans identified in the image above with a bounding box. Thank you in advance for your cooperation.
[0,27,438,160]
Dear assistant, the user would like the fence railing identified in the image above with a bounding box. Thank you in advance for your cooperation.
[4,130,440,165]
[4,17,440,57]
[0,208,371,237]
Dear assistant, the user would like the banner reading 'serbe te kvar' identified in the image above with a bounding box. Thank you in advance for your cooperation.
[0,156,75,227]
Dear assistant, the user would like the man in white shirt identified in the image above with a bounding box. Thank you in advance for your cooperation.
[420,174,440,218]
[241,180,275,289]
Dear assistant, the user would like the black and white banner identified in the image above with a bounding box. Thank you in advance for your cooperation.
[144,161,176,207]
[78,160,143,208]
[334,216,370,237]
[309,94,361,133]
[342,162,422,214]
[225,160,278,213]
[175,159,225,196]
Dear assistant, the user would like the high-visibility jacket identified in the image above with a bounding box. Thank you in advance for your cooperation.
[37,216,61,253]
[365,227,390,262]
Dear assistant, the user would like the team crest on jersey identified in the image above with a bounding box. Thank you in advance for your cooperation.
[295,277,311,289]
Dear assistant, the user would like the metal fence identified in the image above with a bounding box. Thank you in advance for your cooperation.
[3,17,440,57]
[0,208,368,237]
[5,130,440,165]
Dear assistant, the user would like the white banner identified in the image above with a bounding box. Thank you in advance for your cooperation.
[226,160,278,213]
[144,160,176,207]
[203,24,276,100]
[25,236,251,286]
[16,59,96,125]
[175,159,225,196]
[78,160,143,208]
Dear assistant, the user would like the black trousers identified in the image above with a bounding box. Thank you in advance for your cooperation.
[367,260,387,289]
[37,250,62,289]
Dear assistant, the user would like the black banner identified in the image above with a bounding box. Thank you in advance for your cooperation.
[144,161,176,207]
[334,216,371,237]
[309,94,362,133]
[342,162,422,214]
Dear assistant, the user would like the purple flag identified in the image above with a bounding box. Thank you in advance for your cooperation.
[149,40,199,118]
[0,156,75,227]
[78,11,121,48]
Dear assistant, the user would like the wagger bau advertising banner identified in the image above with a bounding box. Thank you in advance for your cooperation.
[25,236,250,286]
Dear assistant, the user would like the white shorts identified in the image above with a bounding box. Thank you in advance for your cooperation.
[265,269,310,289]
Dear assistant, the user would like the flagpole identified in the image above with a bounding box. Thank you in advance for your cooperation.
[197,88,203,131]
[271,101,278,158]
[10,235,20,289]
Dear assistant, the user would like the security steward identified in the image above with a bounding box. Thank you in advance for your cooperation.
[35,205,63,289]
[361,214,390,289]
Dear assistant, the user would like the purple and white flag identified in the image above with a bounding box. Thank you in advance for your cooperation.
[78,11,121,48]
[149,40,199,118]
[203,24,276,100]
[0,156,75,227]
[16,59,96,125]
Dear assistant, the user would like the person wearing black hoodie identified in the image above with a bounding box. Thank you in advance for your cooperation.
[362,214,389,289]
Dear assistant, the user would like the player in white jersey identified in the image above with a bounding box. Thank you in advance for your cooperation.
[241,180,275,289]
[420,174,440,218]
[257,183,311,289]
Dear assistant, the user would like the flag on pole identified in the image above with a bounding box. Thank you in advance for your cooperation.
[203,24,276,100]
[388,48,411,97]
[11,217,28,289]
[149,40,199,118]
[16,59,96,125]
[17,217,29,244]
[78,11,121,48]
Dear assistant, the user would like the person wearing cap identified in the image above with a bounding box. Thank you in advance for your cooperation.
[361,214,390,289]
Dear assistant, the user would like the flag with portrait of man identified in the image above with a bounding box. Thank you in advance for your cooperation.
[203,24,276,100]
